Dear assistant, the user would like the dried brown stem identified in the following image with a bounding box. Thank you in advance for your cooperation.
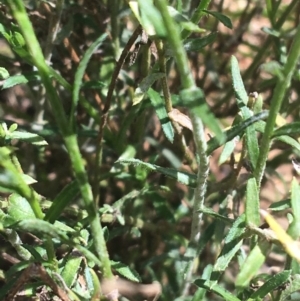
[93,25,143,203]
[4,263,71,301]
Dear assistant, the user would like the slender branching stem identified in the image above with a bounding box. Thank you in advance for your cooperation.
[155,0,210,292]
[254,24,300,186]
[7,0,113,278]
[93,25,143,204]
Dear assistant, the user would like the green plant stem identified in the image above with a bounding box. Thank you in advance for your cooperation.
[154,0,207,226]
[7,0,113,278]
[189,116,208,237]
[155,0,195,90]
[155,0,209,292]
[254,24,300,186]
[93,25,142,203]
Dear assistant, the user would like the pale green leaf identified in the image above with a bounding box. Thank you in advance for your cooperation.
[147,88,174,143]
[71,33,107,123]
[207,110,268,154]
[274,135,300,152]
[133,73,165,105]
[115,158,196,187]
[249,270,290,299]
[7,130,48,146]
[111,260,141,282]
[245,177,260,226]
[2,72,40,90]
[219,138,238,165]
[7,193,35,223]
[236,240,270,288]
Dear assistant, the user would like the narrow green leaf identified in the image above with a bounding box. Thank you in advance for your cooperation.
[13,218,69,240]
[182,33,217,52]
[87,268,101,299]
[21,174,37,185]
[180,21,206,33]
[81,80,106,90]
[291,178,300,222]
[261,26,281,37]
[287,178,300,239]
[116,158,197,187]
[197,223,216,256]
[269,199,291,212]
[180,87,223,142]
[245,177,260,226]
[211,215,246,281]
[111,260,141,282]
[192,265,213,301]
[61,250,83,287]
[147,88,174,143]
[212,238,243,278]
[194,279,241,301]
[280,274,300,300]
[207,110,268,154]
[0,67,9,80]
[203,10,233,29]
[272,122,300,137]
[0,23,7,34]
[224,214,246,243]
[133,73,165,105]
[7,130,48,146]
[274,135,300,152]
[8,123,18,133]
[245,124,259,169]
[7,193,35,223]
[219,138,238,165]
[2,72,40,89]
[199,207,233,224]
[71,33,107,123]
[231,56,259,168]
[249,270,291,299]
[45,180,80,223]
[236,240,270,288]
[231,56,248,106]
[254,120,266,133]
[21,244,45,262]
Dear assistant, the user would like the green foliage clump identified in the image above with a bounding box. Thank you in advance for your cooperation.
[0,1,300,300]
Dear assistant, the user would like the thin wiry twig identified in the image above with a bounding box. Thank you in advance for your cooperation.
[93,25,143,204]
